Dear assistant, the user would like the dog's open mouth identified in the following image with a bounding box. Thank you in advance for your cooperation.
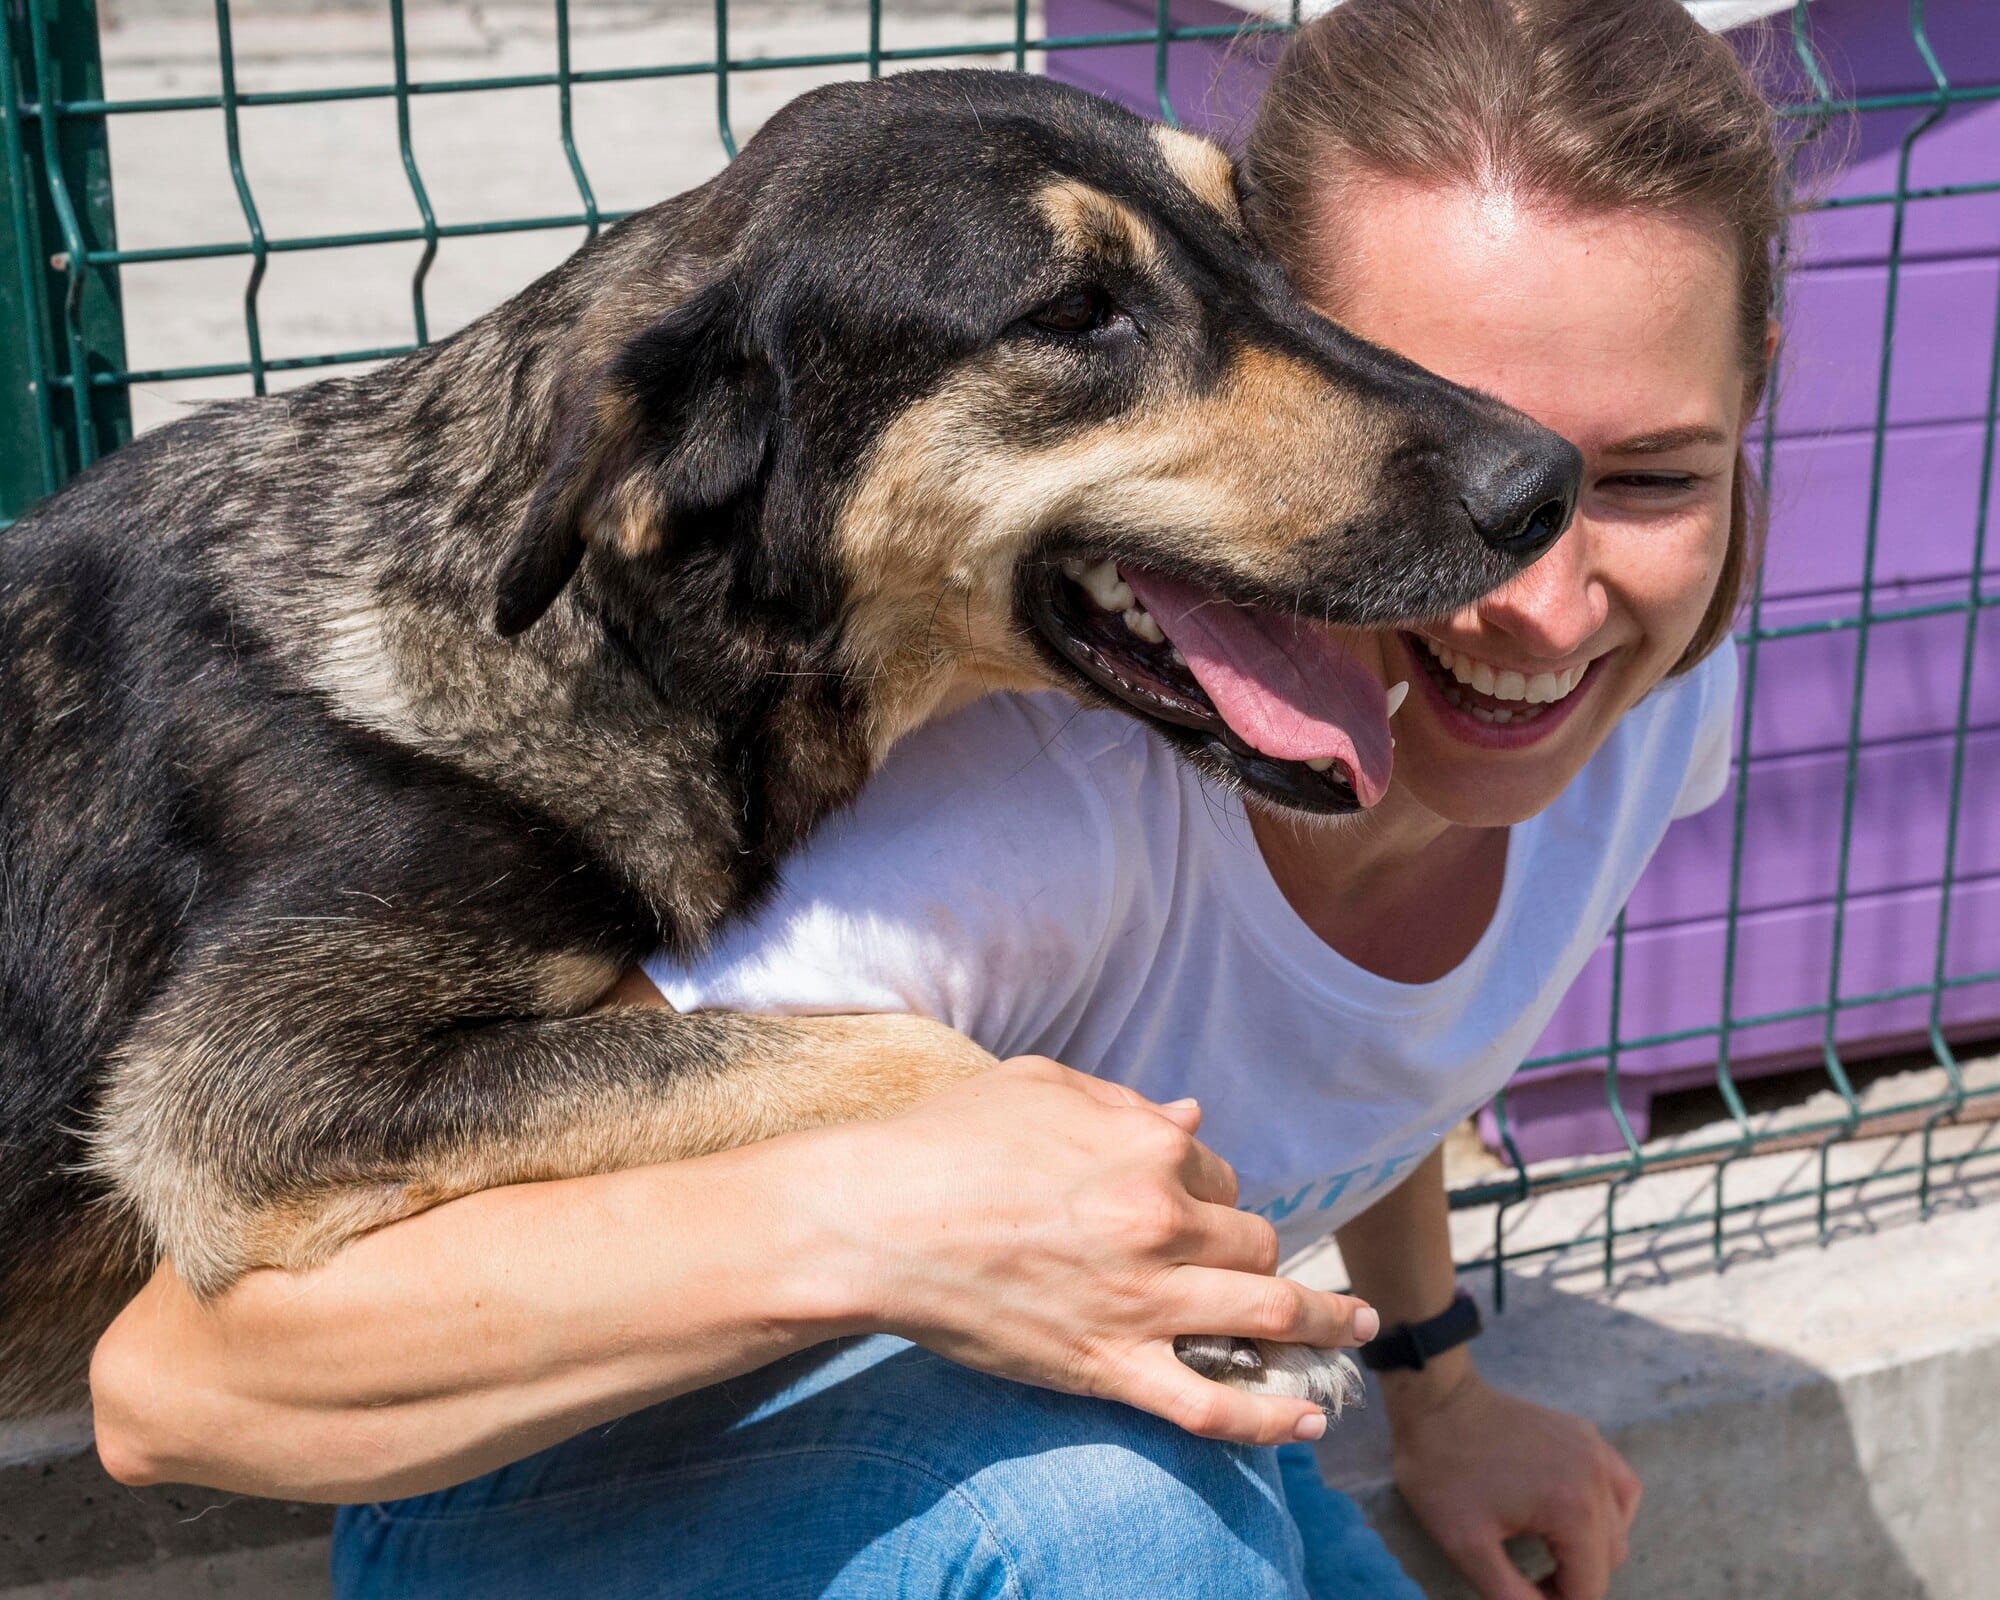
[1024,555,1404,815]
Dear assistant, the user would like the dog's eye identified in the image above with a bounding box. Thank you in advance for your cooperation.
[1027,288,1117,336]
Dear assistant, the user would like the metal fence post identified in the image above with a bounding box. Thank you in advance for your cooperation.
[0,0,130,522]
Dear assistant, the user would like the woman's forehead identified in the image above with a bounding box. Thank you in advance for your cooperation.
[1309,178,1743,450]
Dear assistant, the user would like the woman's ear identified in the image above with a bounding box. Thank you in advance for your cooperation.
[1749,316,1781,412]
[493,279,777,637]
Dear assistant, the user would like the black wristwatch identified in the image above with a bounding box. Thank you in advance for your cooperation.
[1358,1289,1482,1373]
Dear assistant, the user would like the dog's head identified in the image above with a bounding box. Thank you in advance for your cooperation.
[496,70,1581,815]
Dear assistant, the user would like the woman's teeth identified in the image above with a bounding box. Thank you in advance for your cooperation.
[1419,637,1589,725]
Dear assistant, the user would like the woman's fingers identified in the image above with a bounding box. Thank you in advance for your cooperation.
[1601,1444,1640,1568]
[1440,1530,1545,1600]
[1169,1129,1238,1207]
[1118,1344,1327,1448]
[1543,1503,1614,1600]
[1606,1447,1642,1528]
[1180,1201,1280,1273]
[999,1056,1206,1132]
[1168,1265,1375,1349]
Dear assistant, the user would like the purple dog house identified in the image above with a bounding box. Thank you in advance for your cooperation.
[1047,0,2000,1161]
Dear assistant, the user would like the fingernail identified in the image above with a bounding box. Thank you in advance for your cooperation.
[1353,1306,1380,1343]
[1293,1411,1328,1442]
[1165,1097,1200,1110]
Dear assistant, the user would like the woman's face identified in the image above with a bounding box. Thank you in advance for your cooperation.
[1309,180,1751,828]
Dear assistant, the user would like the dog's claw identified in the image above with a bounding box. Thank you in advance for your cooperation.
[1172,1334,1362,1419]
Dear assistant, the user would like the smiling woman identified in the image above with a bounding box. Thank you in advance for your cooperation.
[1296,187,1765,829]
[84,4,1786,1599]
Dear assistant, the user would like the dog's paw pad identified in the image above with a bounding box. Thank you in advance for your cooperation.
[1172,1334,1362,1420]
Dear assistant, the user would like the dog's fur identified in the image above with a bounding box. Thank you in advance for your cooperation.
[0,72,1572,1415]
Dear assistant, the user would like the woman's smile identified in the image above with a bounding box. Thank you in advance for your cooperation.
[1397,631,1610,751]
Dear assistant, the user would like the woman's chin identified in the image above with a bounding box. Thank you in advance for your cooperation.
[1388,718,1604,828]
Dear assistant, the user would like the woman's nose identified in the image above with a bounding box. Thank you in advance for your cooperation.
[1468,512,1609,656]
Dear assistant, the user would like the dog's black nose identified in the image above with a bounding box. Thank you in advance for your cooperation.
[1461,439,1583,561]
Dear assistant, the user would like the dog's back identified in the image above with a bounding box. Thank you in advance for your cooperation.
[0,405,570,1405]
[0,356,695,1408]
[1,423,241,1404]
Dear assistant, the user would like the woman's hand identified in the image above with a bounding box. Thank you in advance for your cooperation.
[805,1055,1376,1449]
[1386,1365,1641,1600]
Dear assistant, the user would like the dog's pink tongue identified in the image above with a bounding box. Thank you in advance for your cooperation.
[1122,569,1392,808]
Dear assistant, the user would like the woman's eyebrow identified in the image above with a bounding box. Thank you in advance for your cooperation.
[1602,424,1730,456]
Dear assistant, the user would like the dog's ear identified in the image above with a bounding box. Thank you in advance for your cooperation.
[494,279,776,636]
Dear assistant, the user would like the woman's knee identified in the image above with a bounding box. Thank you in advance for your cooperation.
[938,1400,1310,1599]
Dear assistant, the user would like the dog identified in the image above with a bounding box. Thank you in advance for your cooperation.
[0,69,1579,1417]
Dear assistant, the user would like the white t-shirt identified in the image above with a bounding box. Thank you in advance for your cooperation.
[648,647,1738,1262]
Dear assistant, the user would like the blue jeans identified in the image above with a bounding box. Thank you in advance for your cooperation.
[331,1336,1421,1599]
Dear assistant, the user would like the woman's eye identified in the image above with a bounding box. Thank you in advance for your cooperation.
[1601,472,1700,496]
[1027,288,1117,336]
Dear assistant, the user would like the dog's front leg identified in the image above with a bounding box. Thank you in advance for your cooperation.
[95,931,1351,1418]
[95,940,995,1297]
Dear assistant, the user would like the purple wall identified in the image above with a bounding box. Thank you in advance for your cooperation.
[1047,0,2000,1160]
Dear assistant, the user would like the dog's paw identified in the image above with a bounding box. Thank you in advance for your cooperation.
[1172,1334,1362,1419]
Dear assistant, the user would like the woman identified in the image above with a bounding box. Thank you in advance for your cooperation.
[88,1,1784,1595]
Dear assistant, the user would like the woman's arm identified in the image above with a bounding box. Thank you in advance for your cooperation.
[93,1057,1373,1502]
[1335,1148,1641,1600]
[1331,1147,1469,1412]
[90,1130,867,1503]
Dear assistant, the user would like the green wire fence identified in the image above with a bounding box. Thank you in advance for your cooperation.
[2,0,1996,1299]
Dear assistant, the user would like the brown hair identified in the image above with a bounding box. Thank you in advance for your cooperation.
[1243,0,1787,673]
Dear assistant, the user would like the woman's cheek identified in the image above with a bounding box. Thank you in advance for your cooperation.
[1621,502,1731,681]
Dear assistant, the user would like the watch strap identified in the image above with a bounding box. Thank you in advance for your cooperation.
[1358,1289,1482,1373]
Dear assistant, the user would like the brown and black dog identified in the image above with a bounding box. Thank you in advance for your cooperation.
[0,70,1578,1416]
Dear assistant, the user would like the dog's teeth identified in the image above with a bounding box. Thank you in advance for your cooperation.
[1385,680,1409,718]
[1077,560,1134,613]
[1124,607,1165,645]
[1059,557,1088,581]
[1305,756,1336,772]
[1169,646,1186,667]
